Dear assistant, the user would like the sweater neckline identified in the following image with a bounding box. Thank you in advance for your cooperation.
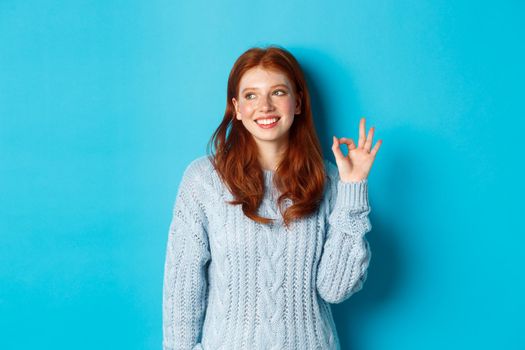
[263,169,275,179]
[263,169,274,188]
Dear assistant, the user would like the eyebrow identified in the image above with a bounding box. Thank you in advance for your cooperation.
[241,84,289,94]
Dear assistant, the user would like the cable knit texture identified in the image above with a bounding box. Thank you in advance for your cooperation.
[162,155,372,350]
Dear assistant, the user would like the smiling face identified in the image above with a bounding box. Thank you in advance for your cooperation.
[232,66,302,151]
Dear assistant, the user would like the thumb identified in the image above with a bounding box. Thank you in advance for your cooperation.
[331,136,346,162]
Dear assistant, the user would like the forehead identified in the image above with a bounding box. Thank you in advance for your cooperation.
[238,67,292,89]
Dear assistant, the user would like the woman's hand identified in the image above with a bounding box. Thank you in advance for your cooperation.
[332,117,382,182]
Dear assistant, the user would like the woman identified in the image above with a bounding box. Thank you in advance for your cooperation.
[163,45,382,350]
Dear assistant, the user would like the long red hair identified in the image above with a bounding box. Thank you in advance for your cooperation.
[206,45,327,229]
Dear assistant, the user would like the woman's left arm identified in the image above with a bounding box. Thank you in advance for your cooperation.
[316,117,381,304]
[316,177,372,304]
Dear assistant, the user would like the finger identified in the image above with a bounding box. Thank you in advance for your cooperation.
[339,137,356,151]
[358,117,366,148]
[364,127,374,152]
[370,139,382,157]
[331,136,346,161]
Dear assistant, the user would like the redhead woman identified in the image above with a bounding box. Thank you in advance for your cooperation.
[162,45,382,350]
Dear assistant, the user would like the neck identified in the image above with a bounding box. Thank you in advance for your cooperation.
[254,137,289,171]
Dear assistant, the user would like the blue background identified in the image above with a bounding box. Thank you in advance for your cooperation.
[1,1,524,349]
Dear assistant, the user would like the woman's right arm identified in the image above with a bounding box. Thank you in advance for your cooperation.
[162,161,211,350]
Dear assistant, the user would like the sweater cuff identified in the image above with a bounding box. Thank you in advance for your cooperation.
[333,179,370,212]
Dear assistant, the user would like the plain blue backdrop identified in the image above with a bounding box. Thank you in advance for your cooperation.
[1,0,524,349]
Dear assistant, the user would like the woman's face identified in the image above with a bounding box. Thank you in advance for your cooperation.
[232,66,302,148]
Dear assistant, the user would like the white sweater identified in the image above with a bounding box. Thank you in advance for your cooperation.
[162,155,372,350]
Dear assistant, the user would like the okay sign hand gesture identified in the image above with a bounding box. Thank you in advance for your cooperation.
[332,117,382,183]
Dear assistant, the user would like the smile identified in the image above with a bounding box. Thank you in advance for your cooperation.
[255,117,280,129]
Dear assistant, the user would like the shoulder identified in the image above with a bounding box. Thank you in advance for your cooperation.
[182,155,215,180]
[179,155,221,197]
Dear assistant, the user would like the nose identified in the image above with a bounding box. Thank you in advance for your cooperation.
[258,94,275,112]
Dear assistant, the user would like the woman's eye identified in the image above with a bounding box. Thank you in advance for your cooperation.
[245,90,286,100]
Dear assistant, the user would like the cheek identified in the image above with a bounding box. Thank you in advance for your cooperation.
[283,115,295,126]
[278,98,296,112]
[240,103,254,115]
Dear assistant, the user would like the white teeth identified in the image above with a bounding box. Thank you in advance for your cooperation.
[256,118,279,125]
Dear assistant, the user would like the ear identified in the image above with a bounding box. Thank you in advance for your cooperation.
[295,91,303,115]
[232,97,241,120]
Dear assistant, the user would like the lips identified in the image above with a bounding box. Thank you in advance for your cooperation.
[255,117,280,129]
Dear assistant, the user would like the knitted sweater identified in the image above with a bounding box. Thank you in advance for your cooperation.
[162,155,372,350]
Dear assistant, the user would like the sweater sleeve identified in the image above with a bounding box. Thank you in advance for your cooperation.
[316,162,372,304]
[162,161,211,350]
